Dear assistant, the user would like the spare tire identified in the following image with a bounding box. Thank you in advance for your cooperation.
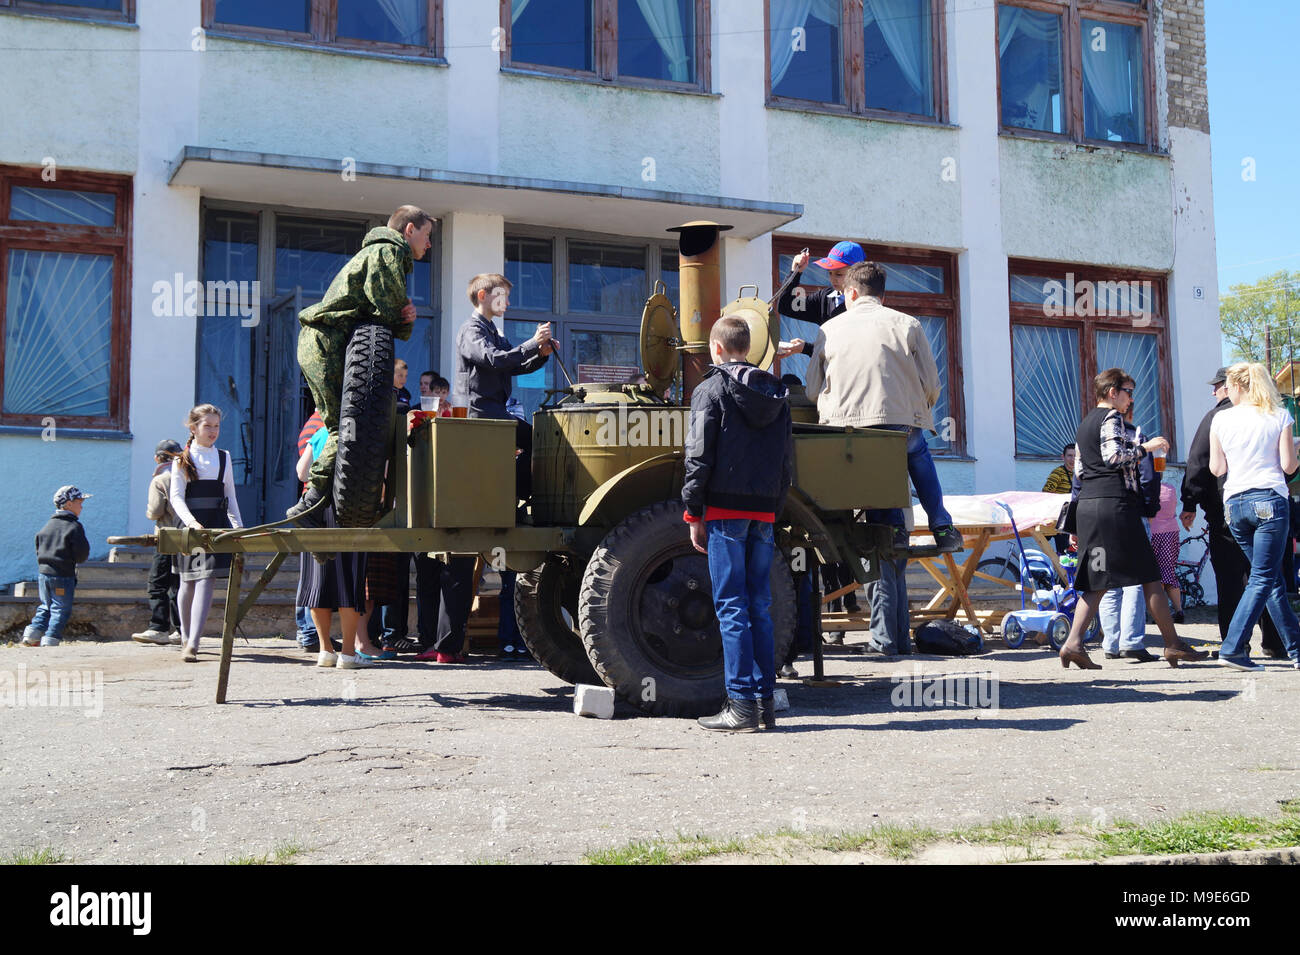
[333,323,395,528]
[515,557,602,686]
[578,499,796,718]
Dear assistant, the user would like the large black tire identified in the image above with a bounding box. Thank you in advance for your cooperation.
[515,557,602,686]
[333,323,395,528]
[578,499,796,718]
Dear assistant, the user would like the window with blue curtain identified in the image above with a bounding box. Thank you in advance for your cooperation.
[998,5,1064,133]
[1012,325,1081,457]
[998,1,1150,145]
[1081,19,1145,144]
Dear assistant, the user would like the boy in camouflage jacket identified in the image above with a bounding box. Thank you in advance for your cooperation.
[288,206,433,524]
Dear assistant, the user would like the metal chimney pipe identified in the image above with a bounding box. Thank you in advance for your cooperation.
[669,220,732,399]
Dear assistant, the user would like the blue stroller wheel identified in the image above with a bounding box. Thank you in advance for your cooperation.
[1083,615,1102,644]
[1047,613,1072,651]
[1001,613,1026,649]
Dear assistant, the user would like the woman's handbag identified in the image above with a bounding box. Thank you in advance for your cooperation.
[1057,499,1078,535]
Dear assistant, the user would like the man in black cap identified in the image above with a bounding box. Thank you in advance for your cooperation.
[1181,367,1290,657]
[133,438,184,645]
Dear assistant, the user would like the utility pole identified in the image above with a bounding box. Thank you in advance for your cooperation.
[1265,325,1273,373]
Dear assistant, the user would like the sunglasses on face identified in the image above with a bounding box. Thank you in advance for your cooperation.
[1119,387,1135,396]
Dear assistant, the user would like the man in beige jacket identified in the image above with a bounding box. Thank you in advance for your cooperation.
[805,262,961,554]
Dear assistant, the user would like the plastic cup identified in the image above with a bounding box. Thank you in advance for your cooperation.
[1153,448,1166,473]
[420,395,437,412]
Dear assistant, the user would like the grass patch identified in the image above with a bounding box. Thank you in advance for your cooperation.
[584,833,748,865]
[586,810,1300,865]
[2,847,68,865]
[226,841,304,865]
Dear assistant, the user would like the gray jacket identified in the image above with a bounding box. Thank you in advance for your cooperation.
[454,313,548,420]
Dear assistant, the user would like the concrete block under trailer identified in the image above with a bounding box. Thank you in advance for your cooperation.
[122,417,913,716]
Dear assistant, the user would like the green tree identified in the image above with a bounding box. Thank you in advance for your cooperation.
[1220,269,1300,375]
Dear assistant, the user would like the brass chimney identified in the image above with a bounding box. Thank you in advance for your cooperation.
[668,220,732,399]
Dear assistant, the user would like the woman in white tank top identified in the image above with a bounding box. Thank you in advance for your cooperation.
[1209,362,1300,670]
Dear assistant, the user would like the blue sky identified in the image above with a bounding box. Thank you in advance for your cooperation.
[1206,0,1300,296]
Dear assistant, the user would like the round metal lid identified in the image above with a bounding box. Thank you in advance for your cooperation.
[720,294,777,370]
[640,285,679,394]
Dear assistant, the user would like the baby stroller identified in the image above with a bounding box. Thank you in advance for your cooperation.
[1174,531,1210,609]
[995,500,1100,650]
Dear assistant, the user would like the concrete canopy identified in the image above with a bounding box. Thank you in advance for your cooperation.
[167,146,802,240]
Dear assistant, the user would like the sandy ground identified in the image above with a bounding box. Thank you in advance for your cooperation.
[1,622,1296,864]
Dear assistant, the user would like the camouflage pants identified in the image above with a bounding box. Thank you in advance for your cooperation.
[298,326,344,495]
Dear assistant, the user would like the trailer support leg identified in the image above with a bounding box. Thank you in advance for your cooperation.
[214,551,287,704]
[812,564,825,681]
[216,553,244,704]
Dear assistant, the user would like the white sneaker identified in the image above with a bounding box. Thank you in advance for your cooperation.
[316,650,338,668]
[40,636,61,647]
[167,631,183,645]
[132,629,170,645]
[21,633,42,646]
[336,654,372,670]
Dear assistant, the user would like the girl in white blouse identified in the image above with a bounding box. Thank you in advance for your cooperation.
[169,404,243,662]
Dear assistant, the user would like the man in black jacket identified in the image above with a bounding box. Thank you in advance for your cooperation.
[21,485,92,647]
[684,317,794,732]
[1180,367,1289,657]
[773,241,864,359]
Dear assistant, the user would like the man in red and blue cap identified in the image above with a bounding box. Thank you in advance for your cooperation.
[774,240,865,358]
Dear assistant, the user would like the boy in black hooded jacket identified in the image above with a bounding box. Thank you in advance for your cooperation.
[683,317,793,732]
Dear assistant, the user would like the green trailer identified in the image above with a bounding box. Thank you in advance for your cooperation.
[112,222,920,717]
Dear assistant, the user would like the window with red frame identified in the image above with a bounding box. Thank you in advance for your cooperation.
[0,167,132,430]
[1008,260,1171,458]
[772,237,963,454]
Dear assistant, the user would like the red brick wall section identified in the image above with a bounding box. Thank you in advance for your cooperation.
[1163,0,1209,134]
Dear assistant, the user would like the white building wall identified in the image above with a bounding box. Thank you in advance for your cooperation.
[0,1,1225,584]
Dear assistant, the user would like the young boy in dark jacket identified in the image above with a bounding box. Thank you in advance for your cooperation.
[21,486,92,647]
[683,317,794,732]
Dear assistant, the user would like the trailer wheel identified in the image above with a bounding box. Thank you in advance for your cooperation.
[333,323,395,528]
[515,557,601,686]
[578,499,795,718]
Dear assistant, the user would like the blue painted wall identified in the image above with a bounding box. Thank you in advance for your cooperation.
[0,435,132,586]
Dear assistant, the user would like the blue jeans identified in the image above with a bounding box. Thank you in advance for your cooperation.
[24,574,76,641]
[865,555,910,652]
[1224,490,1300,662]
[295,605,318,648]
[1099,585,1145,653]
[707,519,776,700]
[863,425,953,530]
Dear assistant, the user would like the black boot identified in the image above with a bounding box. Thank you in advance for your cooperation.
[759,698,776,730]
[697,699,760,732]
[286,486,327,528]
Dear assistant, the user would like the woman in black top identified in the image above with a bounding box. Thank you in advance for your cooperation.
[1060,368,1208,669]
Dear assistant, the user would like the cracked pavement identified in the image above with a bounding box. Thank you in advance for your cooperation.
[1,624,1297,864]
